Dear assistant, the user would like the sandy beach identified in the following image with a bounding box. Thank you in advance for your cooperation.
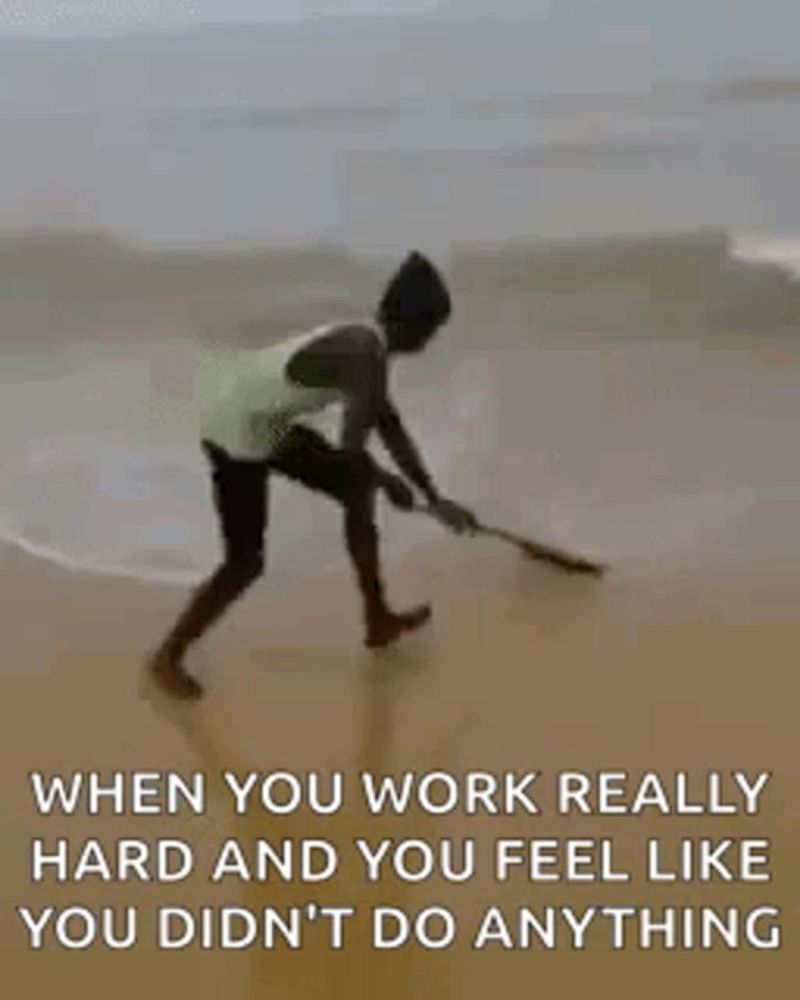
[1,476,798,998]
[3,10,800,993]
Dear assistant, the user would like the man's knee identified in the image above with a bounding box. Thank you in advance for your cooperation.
[221,551,264,584]
[345,483,377,523]
[345,455,381,504]
[344,498,379,551]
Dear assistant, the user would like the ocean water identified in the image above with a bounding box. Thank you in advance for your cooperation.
[1,17,800,583]
[3,16,800,249]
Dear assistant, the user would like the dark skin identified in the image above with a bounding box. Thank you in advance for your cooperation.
[287,318,474,527]
[150,314,476,700]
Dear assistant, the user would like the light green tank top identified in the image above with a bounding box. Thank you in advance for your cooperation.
[198,321,383,460]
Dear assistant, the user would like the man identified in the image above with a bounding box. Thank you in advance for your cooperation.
[150,251,477,699]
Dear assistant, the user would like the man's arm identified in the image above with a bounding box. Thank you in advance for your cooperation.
[339,344,386,455]
[288,327,476,530]
[287,324,386,455]
[377,399,477,533]
[376,397,440,505]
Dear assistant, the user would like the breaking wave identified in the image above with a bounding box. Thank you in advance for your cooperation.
[2,226,799,582]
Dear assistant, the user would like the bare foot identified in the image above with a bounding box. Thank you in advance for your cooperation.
[365,604,432,649]
[149,649,204,701]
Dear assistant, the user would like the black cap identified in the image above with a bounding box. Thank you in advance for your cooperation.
[378,251,452,325]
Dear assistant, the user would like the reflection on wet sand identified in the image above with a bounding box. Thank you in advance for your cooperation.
[151,647,449,998]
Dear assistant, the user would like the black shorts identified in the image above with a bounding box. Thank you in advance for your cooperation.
[202,425,367,562]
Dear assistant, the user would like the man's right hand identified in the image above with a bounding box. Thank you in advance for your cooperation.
[430,497,479,535]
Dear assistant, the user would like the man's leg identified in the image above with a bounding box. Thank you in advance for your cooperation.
[150,443,268,699]
[269,426,430,647]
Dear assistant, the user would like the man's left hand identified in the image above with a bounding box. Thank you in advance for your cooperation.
[380,471,416,511]
[431,498,479,535]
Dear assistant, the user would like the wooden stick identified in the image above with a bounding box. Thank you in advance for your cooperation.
[420,507,606,576]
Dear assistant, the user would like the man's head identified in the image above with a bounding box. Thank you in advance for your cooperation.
[377,251,452,354]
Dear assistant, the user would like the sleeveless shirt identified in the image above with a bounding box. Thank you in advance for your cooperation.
[198,321,384,460]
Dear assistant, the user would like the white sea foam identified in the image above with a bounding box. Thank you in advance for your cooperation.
[2,233,799,586]
[731,232,800,281]
[0,528,202,587]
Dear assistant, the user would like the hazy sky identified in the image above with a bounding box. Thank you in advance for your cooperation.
[2,0,800,41]
[0,1,442,33]
[0,1,558,35]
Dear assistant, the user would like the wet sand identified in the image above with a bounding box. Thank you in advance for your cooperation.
[1,511,798,997]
